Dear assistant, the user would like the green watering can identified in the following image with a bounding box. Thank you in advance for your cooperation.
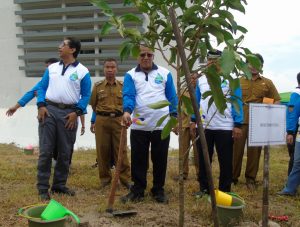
[41,199,80,224]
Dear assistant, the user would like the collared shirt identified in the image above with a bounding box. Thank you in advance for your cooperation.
[240,75,280,124]
[37,61,91,112]
[123,63,178,131]
[89,79,123,114]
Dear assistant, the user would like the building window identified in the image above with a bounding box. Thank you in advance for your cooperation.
[14,0,142,77]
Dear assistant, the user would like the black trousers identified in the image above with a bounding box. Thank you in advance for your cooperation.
[130,130,170,195]
[197,129,233,192]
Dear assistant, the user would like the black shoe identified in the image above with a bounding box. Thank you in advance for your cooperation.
[120,191,144,203]
[152,192,169,204]
[277,190,295,196]
[232,179,238,185]
[39,189,50,201]
[51,187,75,196]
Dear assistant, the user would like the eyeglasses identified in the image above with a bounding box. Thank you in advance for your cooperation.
[59,41,69,48]
[139,53,153,58]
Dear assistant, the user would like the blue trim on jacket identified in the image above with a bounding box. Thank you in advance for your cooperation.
[18,81,41,107]
[91,111,96,123]
[286,91,300,133]
[122,72,137,114]
[165,73,178,116]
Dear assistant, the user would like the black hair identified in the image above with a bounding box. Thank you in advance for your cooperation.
[103,58,118,65]
[65,37,81,58]
[254,53,264,65]
[297,72,300,85]
[45,58,59,64]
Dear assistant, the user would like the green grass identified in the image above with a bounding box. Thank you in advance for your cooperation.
[0,143,299,226]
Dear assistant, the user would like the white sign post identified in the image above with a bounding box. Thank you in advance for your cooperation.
[249,103,286,227]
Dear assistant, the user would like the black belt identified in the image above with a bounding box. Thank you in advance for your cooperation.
[96,111,123,117]
[47,100,76,109]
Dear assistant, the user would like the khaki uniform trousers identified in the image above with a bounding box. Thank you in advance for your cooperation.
[181,127,199,178]
[232,124,262,182]
[95,115,130,185]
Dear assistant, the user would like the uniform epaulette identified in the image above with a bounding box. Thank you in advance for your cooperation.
[94,80,104,86]
[117,80,124,85]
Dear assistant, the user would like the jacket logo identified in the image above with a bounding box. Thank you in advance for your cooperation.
[154,74,163,84]
[70,71,79,81]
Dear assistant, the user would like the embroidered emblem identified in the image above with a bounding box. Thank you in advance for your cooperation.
[70,71,79,81]
[154,73,163,84]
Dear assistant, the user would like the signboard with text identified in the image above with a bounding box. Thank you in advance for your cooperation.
[249,103,286,146]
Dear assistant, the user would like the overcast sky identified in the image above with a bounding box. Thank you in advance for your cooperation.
[233,0,300,93]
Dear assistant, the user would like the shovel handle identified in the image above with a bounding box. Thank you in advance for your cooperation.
[107,125,127,210]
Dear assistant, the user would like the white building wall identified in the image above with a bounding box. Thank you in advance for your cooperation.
[0,3,178,149]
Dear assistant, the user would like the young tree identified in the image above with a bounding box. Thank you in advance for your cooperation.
[92,0,260,226]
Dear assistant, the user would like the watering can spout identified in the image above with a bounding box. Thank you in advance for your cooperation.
[41,199,80,224]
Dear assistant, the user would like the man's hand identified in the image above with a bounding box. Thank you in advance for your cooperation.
[37,106,49,123]
[189,122,196,137]
[286,134,294,145]
[172,125,178,135]
[65,112,77,130]
[90,124,95,134]
[80,127,85,135]
[6,104,21,117]
[122,112,132,128]
[232,127,242,140]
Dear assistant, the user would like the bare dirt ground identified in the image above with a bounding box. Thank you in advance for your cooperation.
[0,143,299,226]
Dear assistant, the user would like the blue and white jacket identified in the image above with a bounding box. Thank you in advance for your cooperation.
[123,64,178,131]
[37,61,91,112]
[18,81,41,107]
[286,87,300,134]
[196,76,243,130]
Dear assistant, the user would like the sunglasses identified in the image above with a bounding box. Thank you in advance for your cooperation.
[140,53,154,58]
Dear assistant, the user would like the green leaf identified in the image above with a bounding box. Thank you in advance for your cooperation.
[124,28,142,38]
[177,0,186,9]
[155,114,169,128]
[229,78,240,93]
[236,60,252,79]
[182,95,194,115]
[101,22,114,35]
[169,47,177,64]
[228,98,241,115]
[91,0,113,16]
[207,27,224,45]
[206,65,227,114]
[228,0,245,14]
[120,13,142,23]
[220,49,235,76]
[246,54,262,70]
[131,44,140,58]
[237,25,248,33]
[119,42,132,61]
[214,0,221,7]
[161,116,177,140]
[147,100,170,109]
[202,90,212,100]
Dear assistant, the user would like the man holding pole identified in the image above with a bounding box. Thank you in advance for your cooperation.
[120,44,178,203]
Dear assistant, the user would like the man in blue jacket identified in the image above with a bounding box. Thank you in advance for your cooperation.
[194,50,243,196]
[36,37,91,200]
[120,44,178,203]
[278,72,300,196]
